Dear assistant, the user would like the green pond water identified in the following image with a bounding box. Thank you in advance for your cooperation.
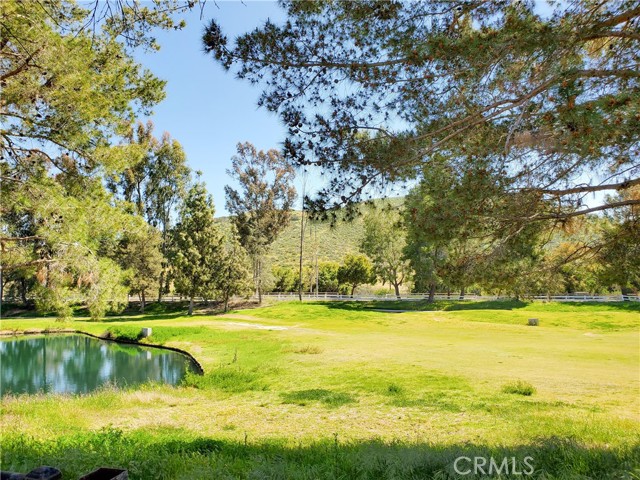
[0,335,197,396]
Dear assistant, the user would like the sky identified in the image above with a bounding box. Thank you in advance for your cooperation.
[134,1,566,217]
[136,1,296,217]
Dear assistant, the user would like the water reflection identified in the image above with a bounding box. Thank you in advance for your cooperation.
[0,335,196,396]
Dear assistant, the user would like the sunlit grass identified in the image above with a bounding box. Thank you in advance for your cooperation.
[2,300,639,478]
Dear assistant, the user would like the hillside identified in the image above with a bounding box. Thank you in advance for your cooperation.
[219,197,404,268]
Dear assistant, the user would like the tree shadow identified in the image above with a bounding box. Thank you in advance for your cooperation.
[97,312,187,323]
[324,299,530,312]
[547,301,640,312]
[3,429,637,479]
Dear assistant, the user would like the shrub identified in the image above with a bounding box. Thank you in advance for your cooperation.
[387,383,404,395]
[502,380,536,396]
[293,345,323,354]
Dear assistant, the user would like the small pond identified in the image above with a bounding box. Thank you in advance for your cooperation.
[0,334,198,396]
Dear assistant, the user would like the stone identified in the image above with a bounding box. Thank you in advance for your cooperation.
[528,318,539,326]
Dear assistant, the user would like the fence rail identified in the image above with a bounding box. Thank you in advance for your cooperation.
[3,293,638,306]
[258,292,640,302]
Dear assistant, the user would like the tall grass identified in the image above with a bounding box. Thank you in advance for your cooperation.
[3,428,638,480]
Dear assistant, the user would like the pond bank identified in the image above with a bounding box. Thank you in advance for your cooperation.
[0,328,204,374]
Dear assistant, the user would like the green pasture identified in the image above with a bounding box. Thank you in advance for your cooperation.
[1,300,639,479]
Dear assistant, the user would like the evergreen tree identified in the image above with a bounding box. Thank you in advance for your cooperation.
[204,1,639,246]
[0,0,192,317]
[214,226,252,312]
[108,123,192,301]
[171,183,221,315]
[117,224,164,313]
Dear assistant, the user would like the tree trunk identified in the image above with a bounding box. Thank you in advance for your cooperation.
[393,282,401,299]
[188,296,194,315]
[20,278,28,305]
[257,257,263,304]
[157,268,165,303]
[140,289,146,313]
[459,286,465,300]
[428,283,436,303]
[351,284,356,297]
[298,212,305,302]
[224,295,229,313]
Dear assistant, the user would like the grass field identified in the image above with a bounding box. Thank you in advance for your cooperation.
[1,300,639,479]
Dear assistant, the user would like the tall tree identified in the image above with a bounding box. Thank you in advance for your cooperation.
[213,226,253,312]
[170,183,221,315]
[596,188,640,293]
[108,123,191,301]
[337,254,375,297]
[224,142,296,303]
[117,224,164,313]
[204,1,639,244]
[360,208,411,298]
[0,0,192,316]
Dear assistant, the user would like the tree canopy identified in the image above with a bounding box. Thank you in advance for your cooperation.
[225,141,297,302]
[203,1,639,245]
[1,0,193,316]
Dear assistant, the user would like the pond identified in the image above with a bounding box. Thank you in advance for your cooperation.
[0,334,198,396]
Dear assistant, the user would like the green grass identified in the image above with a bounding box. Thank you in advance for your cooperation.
[2,300,639,478]
[502,380,537,396]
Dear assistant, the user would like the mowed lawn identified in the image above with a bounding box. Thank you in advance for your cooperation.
[2,301,639,479]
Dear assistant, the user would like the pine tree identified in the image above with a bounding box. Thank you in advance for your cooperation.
[171,183,221,315]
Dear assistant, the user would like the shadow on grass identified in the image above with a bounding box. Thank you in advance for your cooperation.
[547,301,640,312]
[324,299,530,312]
[97,312,187,323]
[324,299,640,313]
[281,388,357,407]
[3,428,638,479]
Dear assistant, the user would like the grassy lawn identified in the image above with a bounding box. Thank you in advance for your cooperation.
[1,301,639,479]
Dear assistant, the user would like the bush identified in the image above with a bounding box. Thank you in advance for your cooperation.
[502,380,536,396]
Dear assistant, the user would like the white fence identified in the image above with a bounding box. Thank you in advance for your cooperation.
[258,292,640,303]
[5,293,637,306]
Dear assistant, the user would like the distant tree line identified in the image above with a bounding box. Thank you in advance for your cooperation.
[2,0,637,320]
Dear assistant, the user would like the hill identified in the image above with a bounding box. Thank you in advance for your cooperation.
[218,197,404,269]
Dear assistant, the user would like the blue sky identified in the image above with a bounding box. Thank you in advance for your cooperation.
[137,1,296,216]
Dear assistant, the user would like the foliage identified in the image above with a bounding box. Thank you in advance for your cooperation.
[337,254,375,296]
[224,142,296,302]
[204,1,640,248]
[272,265,297,293]
[596,189,640,293]
[170,183,221,314]
[0,0,192,316]
[317,261,340,292]
[213,226,253,312]
[107,122,192,300]
[116,223,164,312]
[502,381,536,397]
[361,207,411,297]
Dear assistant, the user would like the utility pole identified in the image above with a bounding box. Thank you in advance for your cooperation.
[314,222,319,296]
[298,173,307,302]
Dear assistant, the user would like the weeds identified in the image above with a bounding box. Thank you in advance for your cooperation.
[293,345,324,354]
[502,380,536,396]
